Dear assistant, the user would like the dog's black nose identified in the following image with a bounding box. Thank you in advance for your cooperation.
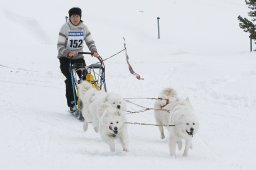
[113,127,118,134]
[117,105,121,109]
[190,128,194,132]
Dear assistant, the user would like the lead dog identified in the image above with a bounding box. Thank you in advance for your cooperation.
[89,92,127,133]
[154,88,199,156]
[99,104,128,152]
[154,88,178,139]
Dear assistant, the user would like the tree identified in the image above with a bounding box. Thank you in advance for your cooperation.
[238,0,256,50]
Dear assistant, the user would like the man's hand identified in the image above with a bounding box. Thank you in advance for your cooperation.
[68,51,78,58]
[92,51,100,57]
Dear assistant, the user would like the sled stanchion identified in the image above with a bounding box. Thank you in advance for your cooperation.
[68,52,108,121]
[77,52,107,92]
[70,62,78,115]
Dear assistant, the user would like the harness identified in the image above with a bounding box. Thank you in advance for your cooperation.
[160,99,170,109]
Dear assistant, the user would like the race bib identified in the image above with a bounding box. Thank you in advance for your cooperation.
[66,32,84,50]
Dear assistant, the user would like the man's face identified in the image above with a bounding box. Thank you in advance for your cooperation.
[70,14,81,26]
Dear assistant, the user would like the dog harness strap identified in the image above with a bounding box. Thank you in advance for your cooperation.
[160,99,170,109]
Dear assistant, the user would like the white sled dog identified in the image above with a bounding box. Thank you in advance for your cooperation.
[154,88,199,157]
[89,92,127,133]
[99,104,128,152]
[154,88,178,139]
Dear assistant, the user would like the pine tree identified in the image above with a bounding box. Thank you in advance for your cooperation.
[238,0,256,40]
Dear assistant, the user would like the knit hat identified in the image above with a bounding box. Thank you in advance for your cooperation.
[69,7,82,17]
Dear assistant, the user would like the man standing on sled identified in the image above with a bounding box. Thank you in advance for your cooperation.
[57,7,100,114]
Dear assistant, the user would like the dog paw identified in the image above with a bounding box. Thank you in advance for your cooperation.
[123,148,128,152]
[161,135,165,139]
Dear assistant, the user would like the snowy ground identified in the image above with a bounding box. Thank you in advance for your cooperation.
[1,0,256,170]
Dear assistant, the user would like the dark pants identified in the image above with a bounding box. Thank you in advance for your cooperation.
[59,57,86,107]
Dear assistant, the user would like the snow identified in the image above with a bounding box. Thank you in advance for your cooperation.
[0,0,255,169]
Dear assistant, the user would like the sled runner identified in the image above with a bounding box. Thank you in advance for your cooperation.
[69,52,107,120]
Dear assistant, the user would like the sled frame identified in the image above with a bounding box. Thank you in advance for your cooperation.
[69,52,107,120]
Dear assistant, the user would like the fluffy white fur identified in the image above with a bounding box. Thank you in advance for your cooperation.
[89,92,127,133]
[154,88,199,157]
[154,88,178,139]
[77,80,93,99]
[78,81,98,131]
[99,104,128,152]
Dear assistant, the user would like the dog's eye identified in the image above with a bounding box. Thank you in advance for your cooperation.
[186,123,189,125]
[116,121,119,124]
[193,123,195,125]
[110,122,113,124]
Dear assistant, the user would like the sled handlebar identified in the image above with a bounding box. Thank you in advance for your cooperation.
[78,52,104,65]
[78,52,93,55]
[78,51,104,65]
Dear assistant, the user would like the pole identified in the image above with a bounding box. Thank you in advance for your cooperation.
[157,17,160,39]
[65,16,68,23]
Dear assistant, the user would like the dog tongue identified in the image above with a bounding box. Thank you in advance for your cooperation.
[186,130,194,136]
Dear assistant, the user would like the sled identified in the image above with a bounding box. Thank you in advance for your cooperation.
[69,52,107,120]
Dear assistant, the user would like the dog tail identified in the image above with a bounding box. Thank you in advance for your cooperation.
[162,88,177,97]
